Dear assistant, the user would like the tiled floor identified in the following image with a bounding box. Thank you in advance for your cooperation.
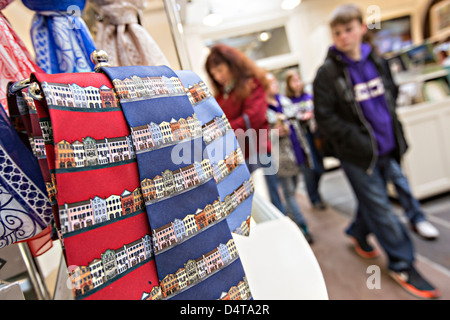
[296,168,450,299]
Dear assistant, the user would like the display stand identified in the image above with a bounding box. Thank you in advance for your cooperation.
[234,194,328,300]
[18,243,51,300]
[393,68,450,199]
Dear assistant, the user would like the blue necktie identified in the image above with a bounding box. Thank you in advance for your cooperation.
[102,65,252,300]
[175,70,254,237]
[0,102,53,249]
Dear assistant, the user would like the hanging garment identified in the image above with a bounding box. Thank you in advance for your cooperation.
[102,65,251,299]
[89,0,169,67]
[7,84,61,256]
[0,0,43,115]
[23,0,97,74]
[0,102,53,252]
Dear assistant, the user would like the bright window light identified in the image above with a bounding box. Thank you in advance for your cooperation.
[281,0,301,10]
[203,12,223,27]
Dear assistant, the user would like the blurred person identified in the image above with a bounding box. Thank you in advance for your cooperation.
[205,43,286,215]
[266,72,313,243]
[437,50,450,67]
[285,69,326,210]
[364,30,440,241]
[313,4,440,299]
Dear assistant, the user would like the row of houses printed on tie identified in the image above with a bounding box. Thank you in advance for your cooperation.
[139,238,240,300]
[140,147,245,205]
[54,135,136,170]
[15,93,58,206]
[203,115,232,145]
[184,80,212,106]
[30,76,214,113]
[57,148,250,238]
[131,113,232,155]
[17,78,217,162]
[218,276,252,300]
[112,75,185,101]
[53,111,213,171]
[152,178,254,255]
[141,159,213,205]
[15,93,52,161]
[70,234,153,298]
[58,186,145,235]
[211,148,245,184]
[41,81,120,110]
[130,113,202,153]
[140,276,251,301]
[112,75,213,106]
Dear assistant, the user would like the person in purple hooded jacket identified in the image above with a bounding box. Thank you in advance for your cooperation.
[313,4,440,299]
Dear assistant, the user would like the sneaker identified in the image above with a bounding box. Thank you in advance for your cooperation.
[412,220,439,240]
[300,225,314,244]
[389,266,441,299]
[346,234,380,259]
[304,232,314,244]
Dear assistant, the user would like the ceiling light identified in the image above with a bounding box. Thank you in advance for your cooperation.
[281,0,301,10]
[203,0,223,27]
[258,32,271,42]
[203,12,223,26]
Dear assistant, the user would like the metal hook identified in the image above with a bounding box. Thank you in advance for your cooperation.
[91,49,111,72]
[9,49,110,101]
[29,82,44,101]
[9,78,31,95]
[8,78,44,101]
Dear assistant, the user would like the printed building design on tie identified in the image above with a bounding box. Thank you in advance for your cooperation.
[184,80,212,106]
[218,276,251,300]
[202,115,232,145]
[69,234,153,298]
[16,93,51,159]
[211,147,245,184]
[141,159,214,204]
[54,135,136,171]
[112,75,185,102]
[40,82,120,110]
[152,196,225,255]
[151,177,254,254]
[139,238,250,300]
[130,113,202,154]
[58,187,145,235]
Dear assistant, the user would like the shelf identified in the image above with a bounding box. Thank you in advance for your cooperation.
[394,68,449,86]
[397,96,450,114]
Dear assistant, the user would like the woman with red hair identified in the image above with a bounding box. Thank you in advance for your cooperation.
[205,43,286,214]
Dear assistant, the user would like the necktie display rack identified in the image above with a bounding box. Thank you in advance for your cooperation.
[7,49,255,300]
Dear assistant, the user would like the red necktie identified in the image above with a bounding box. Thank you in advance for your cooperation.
[30,71,159,300]
[101,65,252,300]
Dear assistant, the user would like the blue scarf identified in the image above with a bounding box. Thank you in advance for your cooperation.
[0,103,53,249]
[24,0,96,73]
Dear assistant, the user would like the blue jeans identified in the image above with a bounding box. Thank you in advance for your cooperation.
[302,127,325,205]
[341,155,415,272]
[278,175,307,228]
[387,159,426,225]
[255,156,286,215]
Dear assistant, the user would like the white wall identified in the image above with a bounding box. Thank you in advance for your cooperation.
[289,0,432,83]
[3,0,434,83]
[181,0,434,84]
